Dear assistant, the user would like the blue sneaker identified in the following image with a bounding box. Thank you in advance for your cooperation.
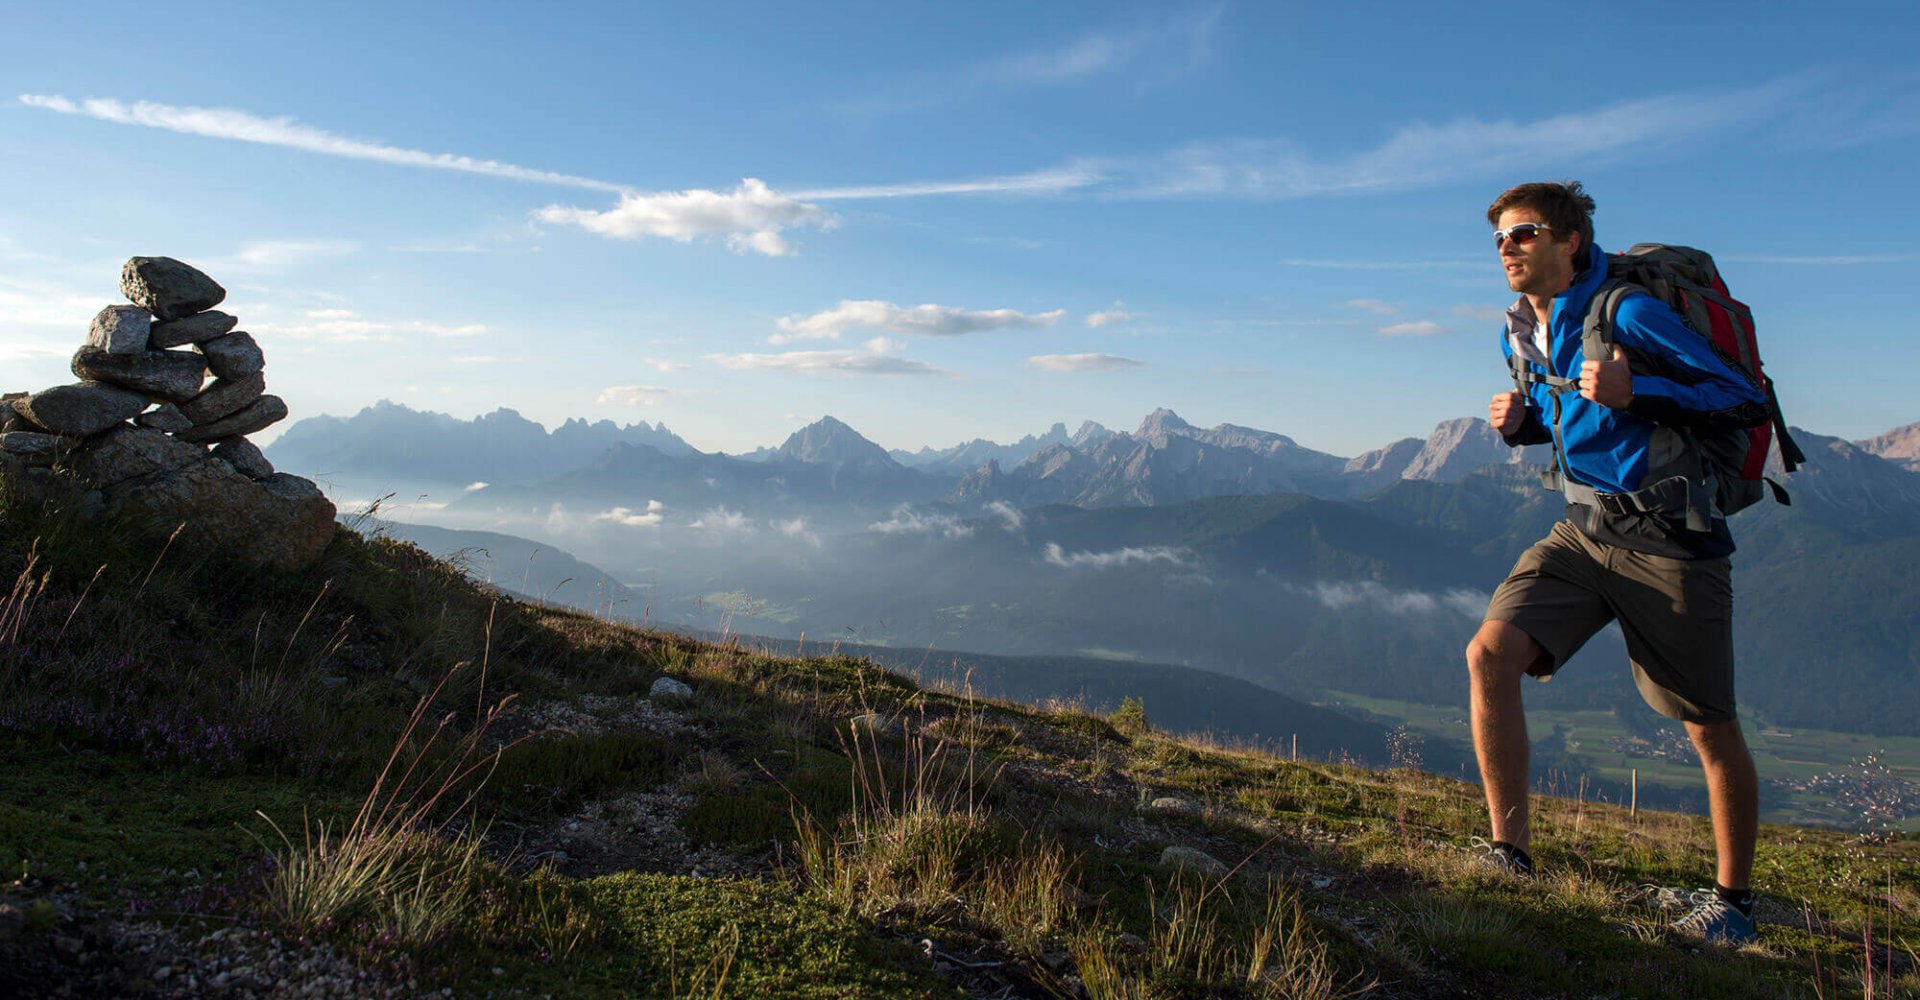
[1666,889,1758,946]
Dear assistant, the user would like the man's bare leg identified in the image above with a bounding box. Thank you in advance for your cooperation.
[1686,718,1758,891]
[1466,621,1548,851]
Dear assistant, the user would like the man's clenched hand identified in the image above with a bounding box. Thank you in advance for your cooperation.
[1580,344,1634,409]
[1489,391,1527,437]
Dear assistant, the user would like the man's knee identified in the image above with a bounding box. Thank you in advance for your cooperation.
[1685,718,1750,765]
[1467,621,1545,685]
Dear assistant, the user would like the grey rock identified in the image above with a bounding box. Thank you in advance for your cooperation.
[649,676,694,700]
[2,431,80,458]
[72,345,207,403]
[180,372,265,425]
[211,437,274,479]
[136,404,194,434]
[71,425,207,489]
[102,464,336,572]
[22,382,148,437]
[1158,845,1229,880]
[178,395,287,443]
[1148,796,1199,815]
[86,305,153,354]
[196,331,265,379]
[149,310,237,348]
[3,395,41,434]
[120,257,226,321]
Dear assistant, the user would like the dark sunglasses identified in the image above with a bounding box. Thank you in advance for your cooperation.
[1494,222,1553,248]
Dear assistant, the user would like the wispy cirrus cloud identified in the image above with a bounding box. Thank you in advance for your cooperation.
[598,384,672,406]
[793,165,1103,200]
[1027,353,1145,373]
[1347,299,1400,316]
[20,94,626,192]
[773,300,1064,343]
[1378,321,1448,338]
[259,308,487,342]
[708,336,943,377]
[870,505,973,539]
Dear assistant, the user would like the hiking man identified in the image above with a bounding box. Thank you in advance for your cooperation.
[1467,181,1771,944]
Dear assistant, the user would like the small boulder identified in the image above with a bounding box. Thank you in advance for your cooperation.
[649,676,693,701]
[102,464,336,572]
[177,395,287,443]
[180,372,265,425]
[86,305,153,355]
[21,382,147,437]
[149,310,238,349]
[3,395,41,434]
[71,346,207,403]
[135,404,194,434]
[195,331,265,380]
[120,257,226,321]
[1158,845,1229,880]
[1148,796,1199,815]
[210,437,274,480]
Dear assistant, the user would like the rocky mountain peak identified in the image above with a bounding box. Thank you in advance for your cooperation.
[775,415,896,467]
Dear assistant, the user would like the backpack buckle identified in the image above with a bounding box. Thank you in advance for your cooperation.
[1591,491,1635,516]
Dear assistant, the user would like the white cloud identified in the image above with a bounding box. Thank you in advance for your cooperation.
[1085,308,1138,327]
[19,94,626,192]
[595,502,666,528]
[1722,254,1916,265]
[1378,321,1448,338]
[1347,298,1400,316]
[689,506,753,535]
[1026,353,1145,373]
[647,358,692,373]
[598,384,672,406]
[1304,581,1489,619]
[870,505,973,539]
[535,178,834,257]
[776,517,822,547]
[773,300,1065,342]
[984,501,1025,533]
[306,308,357,320]
[1043,543,1190,570]
[464,482,489,492]
[0,273,108,331]
[708,347,943,376]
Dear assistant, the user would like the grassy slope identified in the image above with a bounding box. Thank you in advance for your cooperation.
[1,475,1916,999]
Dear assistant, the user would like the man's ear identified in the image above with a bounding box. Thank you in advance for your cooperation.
[1562,230,1583,265]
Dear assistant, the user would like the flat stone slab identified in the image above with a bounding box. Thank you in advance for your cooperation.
[72,346,207,403]
[87,306,152,355]
[22,382,148,437]
[177,394,287,443]
[1,431,80,458]
[135,404,194,434]
[196,331,264,380]
[121,257,226,321]
[180,372,265,425]
[149,310,237,349]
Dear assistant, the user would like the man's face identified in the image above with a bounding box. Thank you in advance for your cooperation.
[1495,206,1579,298]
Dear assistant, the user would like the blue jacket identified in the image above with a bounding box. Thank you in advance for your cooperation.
[1500,243,1767,495]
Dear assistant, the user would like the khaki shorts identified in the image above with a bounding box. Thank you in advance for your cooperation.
[1485,520,1736,723]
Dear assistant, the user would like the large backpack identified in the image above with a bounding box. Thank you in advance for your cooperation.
[1511,243,1805,531]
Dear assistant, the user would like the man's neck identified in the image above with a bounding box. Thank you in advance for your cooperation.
[1524,290,1557,324]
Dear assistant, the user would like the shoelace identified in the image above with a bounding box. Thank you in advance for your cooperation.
[1670,890,1738,932]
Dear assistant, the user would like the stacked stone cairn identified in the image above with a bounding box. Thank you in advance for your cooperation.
[1,257,336,571]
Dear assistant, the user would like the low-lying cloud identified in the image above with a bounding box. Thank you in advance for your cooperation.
[1304,581,1489,618]
[870,505,973,539]
[594,501,666,528]
[1043,543,1191,570]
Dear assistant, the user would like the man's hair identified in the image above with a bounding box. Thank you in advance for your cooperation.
[1487,181,1596,254]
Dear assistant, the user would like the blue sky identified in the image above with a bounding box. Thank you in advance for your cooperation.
[3,1,1917,457]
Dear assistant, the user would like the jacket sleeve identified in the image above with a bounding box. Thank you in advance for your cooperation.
[1611,295,1770,430]
[1498,330,1554,446]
